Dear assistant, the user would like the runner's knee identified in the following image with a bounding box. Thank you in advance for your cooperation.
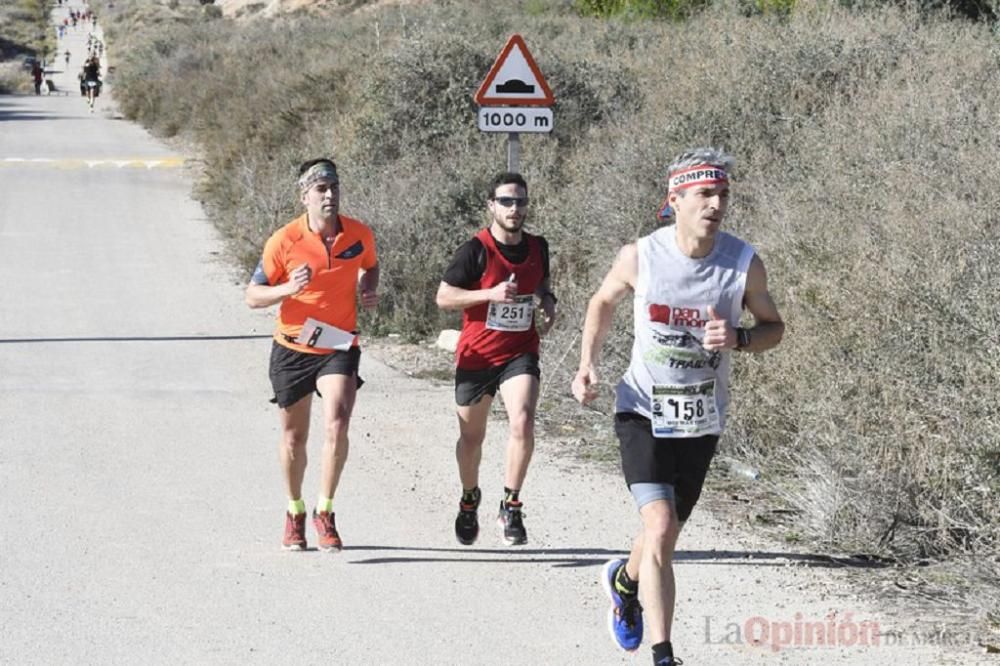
[507,407,536,441]
[643,522,680,563]
[457,405,489,446]
[281,429,308,452]
[458,427,486,449]
[323,413,351,441]
[641,502,680,542]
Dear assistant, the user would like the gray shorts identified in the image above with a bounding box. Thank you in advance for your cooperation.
[629,482,677,510]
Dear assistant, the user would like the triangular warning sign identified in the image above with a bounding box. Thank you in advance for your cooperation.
[475,34,555,107]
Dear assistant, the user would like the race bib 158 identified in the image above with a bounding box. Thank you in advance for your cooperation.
[650,380,720,437]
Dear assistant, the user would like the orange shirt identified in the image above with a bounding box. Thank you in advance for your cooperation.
[260,213,377,354]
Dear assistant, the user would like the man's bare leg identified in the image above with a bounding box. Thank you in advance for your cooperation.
[638,499,682,647]
[311,373,358,551]
[278,394,312,501]
[454,395,493,544]
[456,394,493,490]
[316,373,357,500]
[495,372,538,545]
[278,393,312,550]
[497,373,539,491]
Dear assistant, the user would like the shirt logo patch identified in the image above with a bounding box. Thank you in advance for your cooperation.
[335,241,364,260]
[648,303,707,328]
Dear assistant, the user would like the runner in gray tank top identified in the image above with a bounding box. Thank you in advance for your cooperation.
[572,147,784,666]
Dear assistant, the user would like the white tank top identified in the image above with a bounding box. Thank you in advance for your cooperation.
[615,225,755,437]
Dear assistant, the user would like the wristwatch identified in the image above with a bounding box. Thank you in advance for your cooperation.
[735,327,752,351]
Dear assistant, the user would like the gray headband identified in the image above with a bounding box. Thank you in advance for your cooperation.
[298,163,339,192]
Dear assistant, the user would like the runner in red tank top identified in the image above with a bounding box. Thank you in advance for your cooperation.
[455,226,544,369]
[436,173,558,546]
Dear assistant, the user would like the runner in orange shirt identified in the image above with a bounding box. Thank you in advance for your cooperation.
[245,158,379,552]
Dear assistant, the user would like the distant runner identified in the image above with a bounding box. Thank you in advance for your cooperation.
[245,158,379,552]
[81,56,101,111]
[572,148,784,666]
[436,172,557,546]
[31,61,43,95]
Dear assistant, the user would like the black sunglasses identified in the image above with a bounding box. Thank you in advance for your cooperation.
[493,196,529,208]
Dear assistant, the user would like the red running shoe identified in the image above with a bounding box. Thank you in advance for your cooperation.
[313,510,343,552]
[282,511,307,551]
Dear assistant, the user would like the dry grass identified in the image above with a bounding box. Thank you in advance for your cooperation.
[97,0,999,642]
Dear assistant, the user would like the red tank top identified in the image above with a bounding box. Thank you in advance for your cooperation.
[456,228,544,370]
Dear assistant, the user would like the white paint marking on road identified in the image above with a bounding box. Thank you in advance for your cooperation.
[0,157,185,169]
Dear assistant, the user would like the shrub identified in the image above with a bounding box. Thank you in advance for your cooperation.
[575,0,711,19]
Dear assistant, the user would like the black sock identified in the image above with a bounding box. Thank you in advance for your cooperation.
[614,564,638,596]
[461,487,481,506]
[503,487,520,505]
[652,641,673,664]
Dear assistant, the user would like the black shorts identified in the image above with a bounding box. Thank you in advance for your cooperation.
[454,353,540,406]
[268,341,362,408]
[613,412,718,521]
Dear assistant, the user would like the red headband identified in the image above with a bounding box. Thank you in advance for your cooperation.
[667,165,729,192]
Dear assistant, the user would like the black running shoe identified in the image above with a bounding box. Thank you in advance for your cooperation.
[497,500,527,545]
[455,491,481,545]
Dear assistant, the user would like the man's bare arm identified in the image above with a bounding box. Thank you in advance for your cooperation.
[435,280,517,311]
[245,263,311,309]
[572,244,638,404]
[739,254,784,352]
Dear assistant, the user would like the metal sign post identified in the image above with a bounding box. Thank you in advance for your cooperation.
[507,132,520,173]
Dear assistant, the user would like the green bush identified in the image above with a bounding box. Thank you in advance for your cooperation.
[575,0,711,19]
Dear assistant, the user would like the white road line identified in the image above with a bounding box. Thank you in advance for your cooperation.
[0,157,186,169]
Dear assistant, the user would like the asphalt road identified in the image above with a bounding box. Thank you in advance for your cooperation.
[0,4,985,665]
